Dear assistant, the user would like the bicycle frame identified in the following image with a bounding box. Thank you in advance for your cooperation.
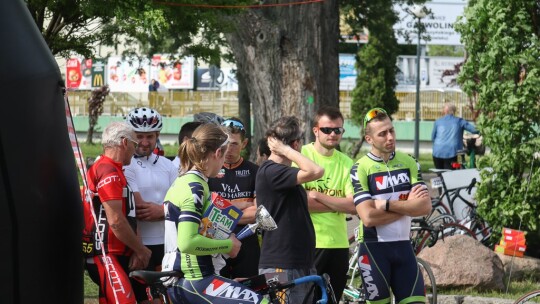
[130,270,336,304]
[269,275,335,304]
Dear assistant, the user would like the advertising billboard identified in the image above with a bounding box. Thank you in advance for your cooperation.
[196,66,238,91]
[339,54,357,91]
[396,55,464,90]
[107,56,150,92]
[149,54,195,90]
[394,1,467,45]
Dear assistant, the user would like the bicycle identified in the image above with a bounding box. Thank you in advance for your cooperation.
[514,290,540,304]
[428,169,492,246]
[129,270,337,304]
[342,227,438,304]
[410,217,475,255]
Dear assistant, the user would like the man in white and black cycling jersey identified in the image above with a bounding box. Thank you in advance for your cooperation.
[124,107,177,304]
[350,107,432,304]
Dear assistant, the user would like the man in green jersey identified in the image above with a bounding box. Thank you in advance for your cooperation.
[299,106,356,301]
[350,108,431,304]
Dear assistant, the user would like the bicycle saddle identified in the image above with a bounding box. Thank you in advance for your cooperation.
[130,270,183,285]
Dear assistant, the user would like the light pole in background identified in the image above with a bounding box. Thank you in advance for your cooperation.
[409,5,429,159]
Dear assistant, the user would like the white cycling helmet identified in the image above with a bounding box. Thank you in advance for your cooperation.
[126,107,163,132]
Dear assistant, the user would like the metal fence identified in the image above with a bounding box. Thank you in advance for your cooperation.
[68,89,475,121]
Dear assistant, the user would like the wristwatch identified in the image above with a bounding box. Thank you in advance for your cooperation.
[385,199,390,211]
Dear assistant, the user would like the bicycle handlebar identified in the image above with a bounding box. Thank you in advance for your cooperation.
[466,178,477,195]
[288,275,330,304]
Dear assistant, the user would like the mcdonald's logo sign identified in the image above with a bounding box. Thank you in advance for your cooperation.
[92,73,104,87]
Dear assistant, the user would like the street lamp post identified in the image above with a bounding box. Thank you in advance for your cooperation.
[409,5,428,159]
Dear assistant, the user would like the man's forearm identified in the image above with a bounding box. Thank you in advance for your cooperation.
[109,216,147,253]
[383,197,432,217]
[356,203,403,227]
[315,193,356,214]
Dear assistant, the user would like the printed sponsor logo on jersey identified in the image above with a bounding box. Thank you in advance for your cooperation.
[204,278,260,302]
[99,256,128,296]
[188,182,205,213]
[221,183,240,193]
[94,205,107,251]
[372,169,411,191]
[235,169,251,177]
[350,163,361,192]
[96,174,121,190]
[216,169,226,178]
[359,254,379,299]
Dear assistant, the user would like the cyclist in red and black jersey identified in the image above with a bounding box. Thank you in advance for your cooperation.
[83,121,151,304]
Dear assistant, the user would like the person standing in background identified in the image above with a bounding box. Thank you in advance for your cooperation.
[208,118,260,279]
[256,138,270,166]
[124,107,177,304]
[172,121,203,170]
[299,106,356,301]
[432,102,479,170]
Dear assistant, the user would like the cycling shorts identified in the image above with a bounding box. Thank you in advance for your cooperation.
[167,275,269,304]
[89,254,136,304]
[358,241,426,304]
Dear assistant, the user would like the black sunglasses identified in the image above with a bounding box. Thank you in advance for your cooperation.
[319,127,345,135]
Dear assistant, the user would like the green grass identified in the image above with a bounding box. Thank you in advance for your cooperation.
[439,279,540,300]
[84,271,99,300]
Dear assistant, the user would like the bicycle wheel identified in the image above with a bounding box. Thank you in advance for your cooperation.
[428,214,457,226]
[342,245,367,303]
[417,258,437,304]
[322,273,338,304]
[440,222,475,239]
[412,229,434,255]
[514,290,540,304]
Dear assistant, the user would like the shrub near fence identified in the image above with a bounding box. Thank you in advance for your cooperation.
[67,90,475,121]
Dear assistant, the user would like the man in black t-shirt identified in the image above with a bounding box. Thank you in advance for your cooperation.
[255,116,324,304]
[208,117,260,279]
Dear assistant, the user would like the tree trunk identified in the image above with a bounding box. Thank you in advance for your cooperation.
[86,127,94,144]
[225,0,340,146]
[237,70,252,159]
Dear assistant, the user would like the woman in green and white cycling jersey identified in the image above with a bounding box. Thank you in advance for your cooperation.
[162,123,269,304]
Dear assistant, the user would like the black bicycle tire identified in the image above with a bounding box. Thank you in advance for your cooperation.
[440,222,476,239]
[428,214,457,226]
[514,290,540,304]
[414,230,432,255]
[411,214,457,255]
[417,258,437,304]
[426,199,452,221]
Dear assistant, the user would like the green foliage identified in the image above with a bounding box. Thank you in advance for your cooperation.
[345,0,400,126]
[456,0,540,240]
[427,45,465,57]
[26,0,152,58]
[26,0,249,62]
